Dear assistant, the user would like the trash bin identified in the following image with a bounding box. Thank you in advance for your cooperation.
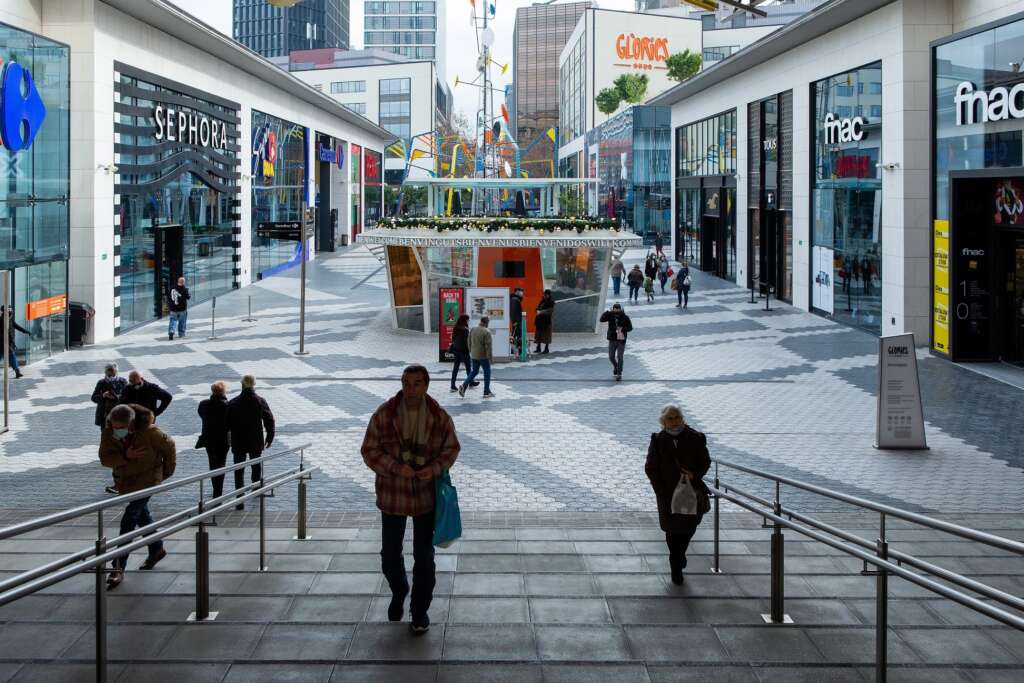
[69,302,95,346]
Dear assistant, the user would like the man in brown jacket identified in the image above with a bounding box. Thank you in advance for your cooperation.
[99,403,177,590]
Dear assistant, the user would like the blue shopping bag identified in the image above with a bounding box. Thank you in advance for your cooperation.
[432,468,462,548]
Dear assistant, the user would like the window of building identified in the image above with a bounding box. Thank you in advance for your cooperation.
[380,78,412,96]
[331,80,366,94]
[343,102,367,115]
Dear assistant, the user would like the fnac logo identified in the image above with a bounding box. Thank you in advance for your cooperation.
[0,60,47,152]
[615,33,670,64]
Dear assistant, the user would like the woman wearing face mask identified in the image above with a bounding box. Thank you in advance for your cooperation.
[644,404,711,585]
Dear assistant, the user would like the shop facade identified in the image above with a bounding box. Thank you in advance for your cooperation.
[0,22,70,364]
[932,11,1024,364]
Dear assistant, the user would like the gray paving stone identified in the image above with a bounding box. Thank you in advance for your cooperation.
[158,623,265,660]
[452,573,523,596]
[0,623,88,659]
[365,596,450,623]
[648,665,757,682]
[232,572,317,595]
[114,663,228,683]
[595,574,670,596]
[208,595,293,621]
[962,669,1024,682]
[329,664,438,681]
[449,597,529,623]
[443,624,537,661]
[456,554,523,572]
[308,573,382,595]
[224,664,335,682]
[714,626,825,663]
[251,624,355,660]
[437,663,542,682]
[844,599,945,626]
[346,623,445,661]
[541,663,651,682]
[63,623,178,660]
[525,573,597,596]
[623,625,730,662]
[521,554,586,572]
[607,598,700,625]
[284,595,371,622]
[753,667,865,682]
[535,625,632,661]
[804,627,922,664]
[0,665,18,683]
[529,598,612,624]
[896,628,1020,664]
[585,555,647,573]
[10,664,126,683]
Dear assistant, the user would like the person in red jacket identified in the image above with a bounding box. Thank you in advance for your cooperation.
[361,365,460,634]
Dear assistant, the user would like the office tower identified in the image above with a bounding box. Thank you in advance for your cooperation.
[363,1,447,80]
[513,1,590,178]
[234,0,350,59]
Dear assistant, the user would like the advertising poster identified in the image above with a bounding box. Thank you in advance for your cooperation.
[994,178,1024,226]
[933,220,950,355]
[438,287,464,363]
[812,246,834,314]
[465,287,511,360]
[876,333,928,450]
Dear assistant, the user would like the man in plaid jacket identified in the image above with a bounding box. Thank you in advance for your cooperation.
[361,364,460,634]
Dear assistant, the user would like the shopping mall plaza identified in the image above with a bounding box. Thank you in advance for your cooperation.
[1,1,1024,681]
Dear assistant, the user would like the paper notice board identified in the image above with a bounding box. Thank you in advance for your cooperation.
[876,333,928,450]
[933,219,950,355]
[465,287,510,360]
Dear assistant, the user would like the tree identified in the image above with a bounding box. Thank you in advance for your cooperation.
[596,87,622,116]
[666,50,703,82]
[614,73,649,104]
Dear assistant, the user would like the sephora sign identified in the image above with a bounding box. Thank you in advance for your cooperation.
[955,81,1024,126]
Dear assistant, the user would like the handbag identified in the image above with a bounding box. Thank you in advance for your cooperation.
[670,279,678,290]
[670,475,698,515]
[683,275,692,287]
[432,468,462,548]
[667,268,674,277]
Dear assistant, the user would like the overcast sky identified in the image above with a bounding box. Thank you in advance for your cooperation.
[168,0,635,124]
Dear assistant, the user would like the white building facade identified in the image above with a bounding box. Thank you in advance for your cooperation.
[0,0,392,347]
[363,0,447,81]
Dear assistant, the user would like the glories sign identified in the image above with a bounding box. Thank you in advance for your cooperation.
[954,81,1024,126]
[823,113,865,144]
[153,104,229,151]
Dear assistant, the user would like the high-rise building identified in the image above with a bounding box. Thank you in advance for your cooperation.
[363,1,447,81]
[233,0,350,59]
[512,1,590,179]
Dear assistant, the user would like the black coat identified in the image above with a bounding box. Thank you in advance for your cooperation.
[226,388,275,455]
[197,394,230,450]
[91,376,127,427]
[599,310,633,342]
[6,319,29,349]
[645,427,711,532]
[450,326,469,353]
[120,380,173,417]
[626,268,644,287]
[510,294,523,328]
[168,285,190,313]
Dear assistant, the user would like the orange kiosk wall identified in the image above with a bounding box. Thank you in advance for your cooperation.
[476,247,544,333]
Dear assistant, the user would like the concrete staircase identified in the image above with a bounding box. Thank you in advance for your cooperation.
[0,512,1022,682]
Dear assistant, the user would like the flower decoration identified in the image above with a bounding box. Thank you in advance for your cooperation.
[376,216,621,234]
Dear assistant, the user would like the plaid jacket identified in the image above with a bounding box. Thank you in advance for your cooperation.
[361,392,461,516]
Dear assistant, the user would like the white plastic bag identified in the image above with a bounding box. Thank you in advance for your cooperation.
[670,474,698,515]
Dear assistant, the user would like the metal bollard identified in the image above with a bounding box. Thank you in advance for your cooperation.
[243,295,257,323]
[258,489,268,572]
[207,296,218,340]
[711,464,722,574]
[876,513,889,682]
[763,482,791,624]
[765,286,773,312]
[95,510,107,683]
[296,477,309,541]
[194,522,211,620]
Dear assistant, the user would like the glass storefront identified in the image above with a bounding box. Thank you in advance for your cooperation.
[1,23,70,363]
[364,149,382,229]
[933,15,1024,362]
[115,65,238,331]
[811,62,883,334]
[748,92,794,301]
[588,106,672,246]
[252,110,306,279]
[351,143,363,238]
[674,110,738,281]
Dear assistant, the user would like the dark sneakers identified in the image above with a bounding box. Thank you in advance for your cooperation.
[139,548,167,571]
[388,586,409,622]
[410,613,430,634]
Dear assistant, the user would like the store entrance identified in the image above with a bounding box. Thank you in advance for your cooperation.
[1001,234,1024,365]
[153,223,183,319]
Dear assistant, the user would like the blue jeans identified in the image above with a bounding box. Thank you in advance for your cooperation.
[612,276,621,296]
[7,348,19,374]
[463,358,491,393]
[450,350,471,389]
[168,311,187,337]
[113,497,163,570]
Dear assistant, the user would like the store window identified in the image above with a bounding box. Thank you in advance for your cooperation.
[387,245,423,330]
[252,110,306,279]
[811,62,883,334]
[364,150,383,229]
[351,143,363,237]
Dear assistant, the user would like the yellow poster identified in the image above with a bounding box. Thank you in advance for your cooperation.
[933,219,950,355]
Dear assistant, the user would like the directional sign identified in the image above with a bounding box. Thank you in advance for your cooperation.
[257,221,306,241]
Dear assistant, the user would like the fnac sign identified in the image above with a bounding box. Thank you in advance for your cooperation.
[615,33,670,68]
[0,60,47,152]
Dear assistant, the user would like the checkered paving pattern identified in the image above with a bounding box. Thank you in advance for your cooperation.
[2,246,1022,516]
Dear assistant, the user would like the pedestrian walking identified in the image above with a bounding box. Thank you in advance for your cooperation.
[643,274,655,303]
[167,276,190,340]
[657,255,670,294]
[533,289,554,354]
[226,375,275,510]
[93,362,128,495]
[599,303,633,381]
[120,371,173,418]
[644,255,658,281]
[2,307,29,379]
[675,262,691,309]
[610,257,625,296]
[449,314,472,392]
[459,316,494,398]
[509,287,524,357]
[654,232,665,256]
[99,403,176,590]
[627,265,644,304]
[197,381,231,499]
[644,404,710,585]
[361,365,461,634]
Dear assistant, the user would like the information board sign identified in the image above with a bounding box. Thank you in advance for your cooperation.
[465,287,511,360]
[876,333,928,450]
[438,287,464,363]
[933,219,950,355]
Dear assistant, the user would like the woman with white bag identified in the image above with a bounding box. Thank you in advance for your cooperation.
[644,404,711,585]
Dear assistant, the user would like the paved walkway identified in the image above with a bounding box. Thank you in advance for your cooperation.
[0,245,1022,516]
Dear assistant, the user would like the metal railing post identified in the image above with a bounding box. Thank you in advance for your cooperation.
[190,480,215,622]
[95,509,108,683]
[258,485,268,572]
[764,480,791,624]
[876,512,889,682]
[243,295,257,322]
[711,461,722,573]
[207,296,218,340]
[296,450,309,541]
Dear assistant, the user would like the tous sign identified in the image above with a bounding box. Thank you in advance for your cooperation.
[615,33,670,63]
[823,113,865,144]
[153,104,229,151]
[955,81,1024,126]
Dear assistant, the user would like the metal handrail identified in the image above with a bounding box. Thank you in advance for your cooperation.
[706,457,1024,683]
[0,444,310,540]
[0,442,316,683]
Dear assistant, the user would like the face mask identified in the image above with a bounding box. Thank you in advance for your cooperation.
[665,426,685,436]
[113,427,130,440]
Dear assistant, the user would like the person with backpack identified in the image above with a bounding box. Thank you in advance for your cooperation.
[645,404,710,585]
[626,265,644,304]
[599,303,633,381]
[675,262,692,309]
